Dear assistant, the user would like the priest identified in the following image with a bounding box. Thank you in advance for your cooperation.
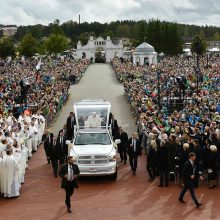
[0,149,20,198]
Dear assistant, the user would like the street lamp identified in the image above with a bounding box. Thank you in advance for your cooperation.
[157,69,162,109]
[206,51,210,68]
[195,67,200,95]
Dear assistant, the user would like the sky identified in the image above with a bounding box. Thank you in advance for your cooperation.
[1,0,220,27]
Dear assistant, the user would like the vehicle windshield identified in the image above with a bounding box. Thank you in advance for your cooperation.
[75,104,110,129]
[74,133,111,145]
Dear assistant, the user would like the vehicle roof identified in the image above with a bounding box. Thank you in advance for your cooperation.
[76,129,110,134]
[74,99,111,106]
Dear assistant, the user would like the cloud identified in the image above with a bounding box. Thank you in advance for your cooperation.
[1,0,220,26]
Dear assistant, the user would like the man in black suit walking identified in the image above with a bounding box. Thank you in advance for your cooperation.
[59,156,80,213]
[48,137,59,177]
[59,124,68,138]
[56,131,68,165]
[42,129,54,164]
[116,127,128,164]
[128,132,142,175]
[66,112,76,140]
[178,152,203,208]
[110,114,118,140]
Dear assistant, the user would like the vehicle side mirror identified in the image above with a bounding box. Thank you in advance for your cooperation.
[115,139,121,144]
[66,140,71,145]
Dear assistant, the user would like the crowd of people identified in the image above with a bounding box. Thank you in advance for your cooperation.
[112,55,220,188]
[0,56,89,198]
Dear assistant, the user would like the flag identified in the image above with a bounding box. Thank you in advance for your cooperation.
[36,59,42,71]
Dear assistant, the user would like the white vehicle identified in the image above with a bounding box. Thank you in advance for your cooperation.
[67,100,119,180]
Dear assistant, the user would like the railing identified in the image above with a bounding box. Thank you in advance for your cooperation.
[44,93,69,128]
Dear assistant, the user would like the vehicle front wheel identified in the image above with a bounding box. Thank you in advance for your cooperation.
[111,169,117,180]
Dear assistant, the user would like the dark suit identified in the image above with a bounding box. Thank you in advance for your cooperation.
[157,145,169,186]
[48,140,59,176]
[110,119,118,139]
[128,138,141,172]
[146,147,156,180]
[42,133,54,163]
[56,136,68,164]
[66,115,75,140]
[59,163,80,208]
[179,160,200,205]
[116,131,128,162]
[59,128,68,138]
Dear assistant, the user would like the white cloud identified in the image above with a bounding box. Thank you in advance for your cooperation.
[1,0,220,26]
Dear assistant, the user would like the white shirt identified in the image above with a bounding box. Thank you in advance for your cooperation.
[67,165,74,181]
[132,139,136,152]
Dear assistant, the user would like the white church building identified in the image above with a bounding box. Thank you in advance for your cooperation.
[133,42,157,66]
[76,36,124,63]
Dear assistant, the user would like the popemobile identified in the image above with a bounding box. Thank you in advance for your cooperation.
[66,99,120,180]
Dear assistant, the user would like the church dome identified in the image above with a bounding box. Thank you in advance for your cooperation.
[135,42,155,53]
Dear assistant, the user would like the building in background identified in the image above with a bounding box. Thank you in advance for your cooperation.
[0,27,17,37]
[133,42,157,66]
[76,36,124,63]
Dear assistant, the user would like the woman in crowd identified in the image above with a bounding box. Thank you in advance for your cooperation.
[207,145,218,188]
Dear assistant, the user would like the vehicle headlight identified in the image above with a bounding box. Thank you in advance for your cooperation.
[108,155,116,162]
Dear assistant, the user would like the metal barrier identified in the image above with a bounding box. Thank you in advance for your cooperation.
[45,93,69,128]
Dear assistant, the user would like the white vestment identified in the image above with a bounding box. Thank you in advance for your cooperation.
[0,155,20,197]
[86,115,102,128]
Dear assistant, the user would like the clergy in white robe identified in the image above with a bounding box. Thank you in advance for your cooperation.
[0,149,20,198]
[21,126,32,158]
[29,122,38,152]
[86,113,102,128]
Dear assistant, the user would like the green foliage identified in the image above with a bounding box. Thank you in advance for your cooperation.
[0,37,15,58]
[136,21,147,45]
[12,18,220,55]
[211,32,220,41]
[146,20,182,55]
[19,33,38,57]
[44,33,69,54]
[191,35,207,55]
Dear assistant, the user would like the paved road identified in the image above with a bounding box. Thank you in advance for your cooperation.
[0,64,219,220]
[51,63,136,136]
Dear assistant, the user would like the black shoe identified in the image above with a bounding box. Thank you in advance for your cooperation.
[196,203,202,208]
[67,208,72,213]
[124,161,126,164]
[178,199,186,203]
[54,175,58,178]
[158,185,163,187]
[133,171,136,175]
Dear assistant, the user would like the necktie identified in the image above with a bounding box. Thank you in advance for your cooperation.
[71,118,74,129]
[69,165,74,181]
[61,137,63,148]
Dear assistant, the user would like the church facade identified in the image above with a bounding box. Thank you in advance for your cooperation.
[75,36,124,63]
[133,42,157,66]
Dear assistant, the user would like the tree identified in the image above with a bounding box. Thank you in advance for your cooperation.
[211,32,220,41]
[136,21,147,46]
[52,19,63,35]
[0,37,15,58]
[19,33,38,57]
[191,35,207,55]
[44,33,69,54]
